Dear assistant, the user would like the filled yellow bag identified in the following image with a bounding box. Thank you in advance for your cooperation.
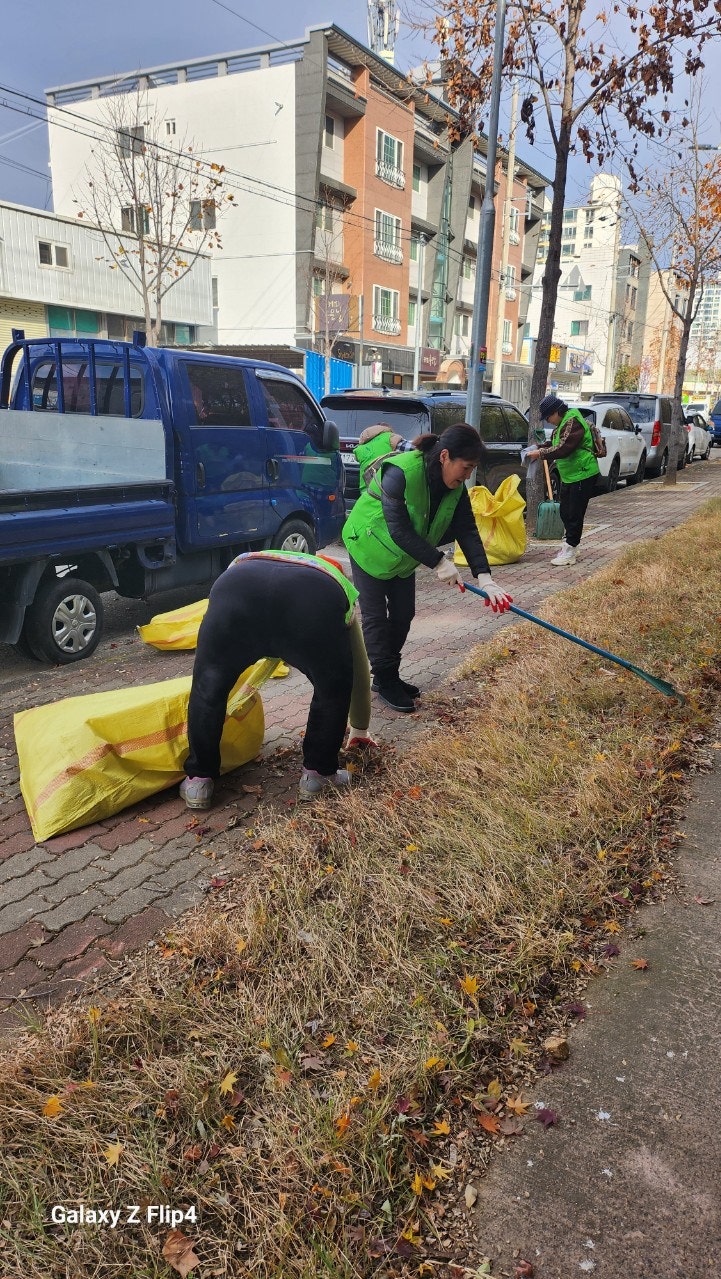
[454,474,526,567]
[138,599,290,676]
[15,659,277,843]
[137,598,209,650]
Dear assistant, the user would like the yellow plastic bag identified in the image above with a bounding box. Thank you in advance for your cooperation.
[454,474,526,567]
[137,599,290,676]
[15,659,276,844]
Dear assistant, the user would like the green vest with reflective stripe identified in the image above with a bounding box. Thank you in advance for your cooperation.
[342,449,463,580]
[552,408,600,484]
[231,550,358,623]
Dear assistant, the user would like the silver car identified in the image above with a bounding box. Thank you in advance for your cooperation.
[590,393,685,476]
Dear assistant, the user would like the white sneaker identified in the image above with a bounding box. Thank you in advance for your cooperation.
[298,768,352,801]
[180,776,214,809]
[550,542,578,567]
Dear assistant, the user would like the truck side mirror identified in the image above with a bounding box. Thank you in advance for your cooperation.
[321,419,340,452]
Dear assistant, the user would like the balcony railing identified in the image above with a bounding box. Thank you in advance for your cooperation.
[376,159,406,189]
[509,229,520,246]
[374,238,403,264]
[502,341,514,355]
[372,313,401,335]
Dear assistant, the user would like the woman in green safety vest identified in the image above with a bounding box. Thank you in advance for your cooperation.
[525,394,600,567]
[342,423,512,714]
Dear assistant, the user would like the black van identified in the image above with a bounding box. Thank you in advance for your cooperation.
[320,388,529,506]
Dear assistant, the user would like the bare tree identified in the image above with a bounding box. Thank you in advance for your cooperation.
[312,189,354,393]
[76,93,230,345]
[626,104,721,484]
[420,0,721,522]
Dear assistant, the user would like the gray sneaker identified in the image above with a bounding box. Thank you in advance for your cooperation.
[180,776,214,810]
[298,768,352,801]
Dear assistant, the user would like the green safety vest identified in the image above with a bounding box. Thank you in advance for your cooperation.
[354,430,398,488]
[552,408,600,484]
[231,549,358,623]
[342,449,463,580]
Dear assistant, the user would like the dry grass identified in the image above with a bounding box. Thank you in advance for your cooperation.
[1,502,721,1278]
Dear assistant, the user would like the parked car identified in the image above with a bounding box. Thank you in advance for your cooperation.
[683,412,713,461]
[320,388,530,506]
[590,392,685,475]
[0,334,344,662]
[543,401,646,495]
[709,398,721,446]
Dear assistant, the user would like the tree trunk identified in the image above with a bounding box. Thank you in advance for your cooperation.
[525,119,572,530]
[664,277,696,487]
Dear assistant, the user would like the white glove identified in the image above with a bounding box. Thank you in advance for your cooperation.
[436,556,463,587]
[477,573,513,613]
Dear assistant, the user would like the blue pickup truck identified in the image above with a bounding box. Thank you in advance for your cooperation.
[0,333,344,663]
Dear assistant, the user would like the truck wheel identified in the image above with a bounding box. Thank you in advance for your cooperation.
[25,577,104,664]
[271,519,317,555]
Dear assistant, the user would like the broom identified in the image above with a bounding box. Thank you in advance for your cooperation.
[535,458,565,541]
[460,581,684,701]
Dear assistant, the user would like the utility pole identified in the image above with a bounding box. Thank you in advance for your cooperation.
[604,312,617,392]
[466,0,507,434]
[412,233,426,389]
[491,82,518,397]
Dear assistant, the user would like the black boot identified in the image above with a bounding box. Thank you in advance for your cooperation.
[374,677,417,713]
[373,676,420,699]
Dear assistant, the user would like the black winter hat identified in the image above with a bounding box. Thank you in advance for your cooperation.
[539,394,568,420]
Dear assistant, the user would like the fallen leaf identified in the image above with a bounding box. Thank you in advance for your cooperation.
[103,1141,123,1167]
[220,1114,235,1131]
[345,1040,359,1054]
[321,1034,336,1049]
[601,942,621,958]
[506,1095,530,1115]
[631,958,649,970]
[564,1001,587,1020]
[424,1056,445,1071]
[603,919,621,933]
[274,1067,293,1088]
[432,1119,450,1135]
[183,1145,203,1162]
[499,1115,524,1136]
[477,1112,500,1134]
[219,1071,239,1096]
[487,1078,503,1099]
[515,1262,535,1277]
[209,876,227,889]
[235,938,247,954]
[431,1162,450,1180]
[42,1096,63,1119]
[335,1113,351,1136]
[241,784,262,794]
[408,786,422,799]
[543,1035,569,1061]
[300,1055,324,1072]
[535,1107,560,1129]
[162,1229,201,1276]
[693,895,716,906]
[509,1037,531,1058]
[460,974,480,998]
[87,1006,102,1024]
[367,1068,382,1090]
[411,1171,424,1196]
[464,1183,478,1207]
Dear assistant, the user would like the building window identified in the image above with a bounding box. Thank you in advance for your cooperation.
[38,240,70,269]
[190,199,216,231]
[372,285,401,335]
[408,298,417,326]
[505,264,517,299]
[412,163,421,193]
[561,244,575,257]
[573,285,592,301]
[315,203,333,233]
[166,119,176,136]
[469,194,476,212]
[376,130,405,188]
[585,208,594,223]
[570,319,588,336]
[508,206,520,243]
[117,125,145,157]
[563,209,577,223]
[583,227,594,243]
[410,235,419,262]
[502,318,513,353]
[324,115,335,148]
[562,227,576,240]
[211,276,219,307]
[462,257,475,279]
[374,209,403,264]
[121,205,150,235]
[312,276,324,297]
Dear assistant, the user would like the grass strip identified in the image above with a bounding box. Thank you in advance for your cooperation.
[1,500,720,1279]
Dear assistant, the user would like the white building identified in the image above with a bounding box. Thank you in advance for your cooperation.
[527,174,623,394]
[0,200,211,353]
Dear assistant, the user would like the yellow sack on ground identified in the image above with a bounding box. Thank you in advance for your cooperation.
[137,598,209,650]
[15,659,277,844]
[138,599,290,676]
[454,474,526,567]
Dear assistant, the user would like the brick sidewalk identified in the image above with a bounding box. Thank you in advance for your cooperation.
[1,464,719,1028]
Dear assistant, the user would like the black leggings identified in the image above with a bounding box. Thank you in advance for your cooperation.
[349,557,415,682]
[559,475,597,548]
[184,559,354,779]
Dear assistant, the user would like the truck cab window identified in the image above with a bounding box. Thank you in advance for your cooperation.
[185,363,251,427]
[260,378,323,443]
[30,359,145,416]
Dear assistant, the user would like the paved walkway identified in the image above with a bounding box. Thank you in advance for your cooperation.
[0,464,719,1027]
